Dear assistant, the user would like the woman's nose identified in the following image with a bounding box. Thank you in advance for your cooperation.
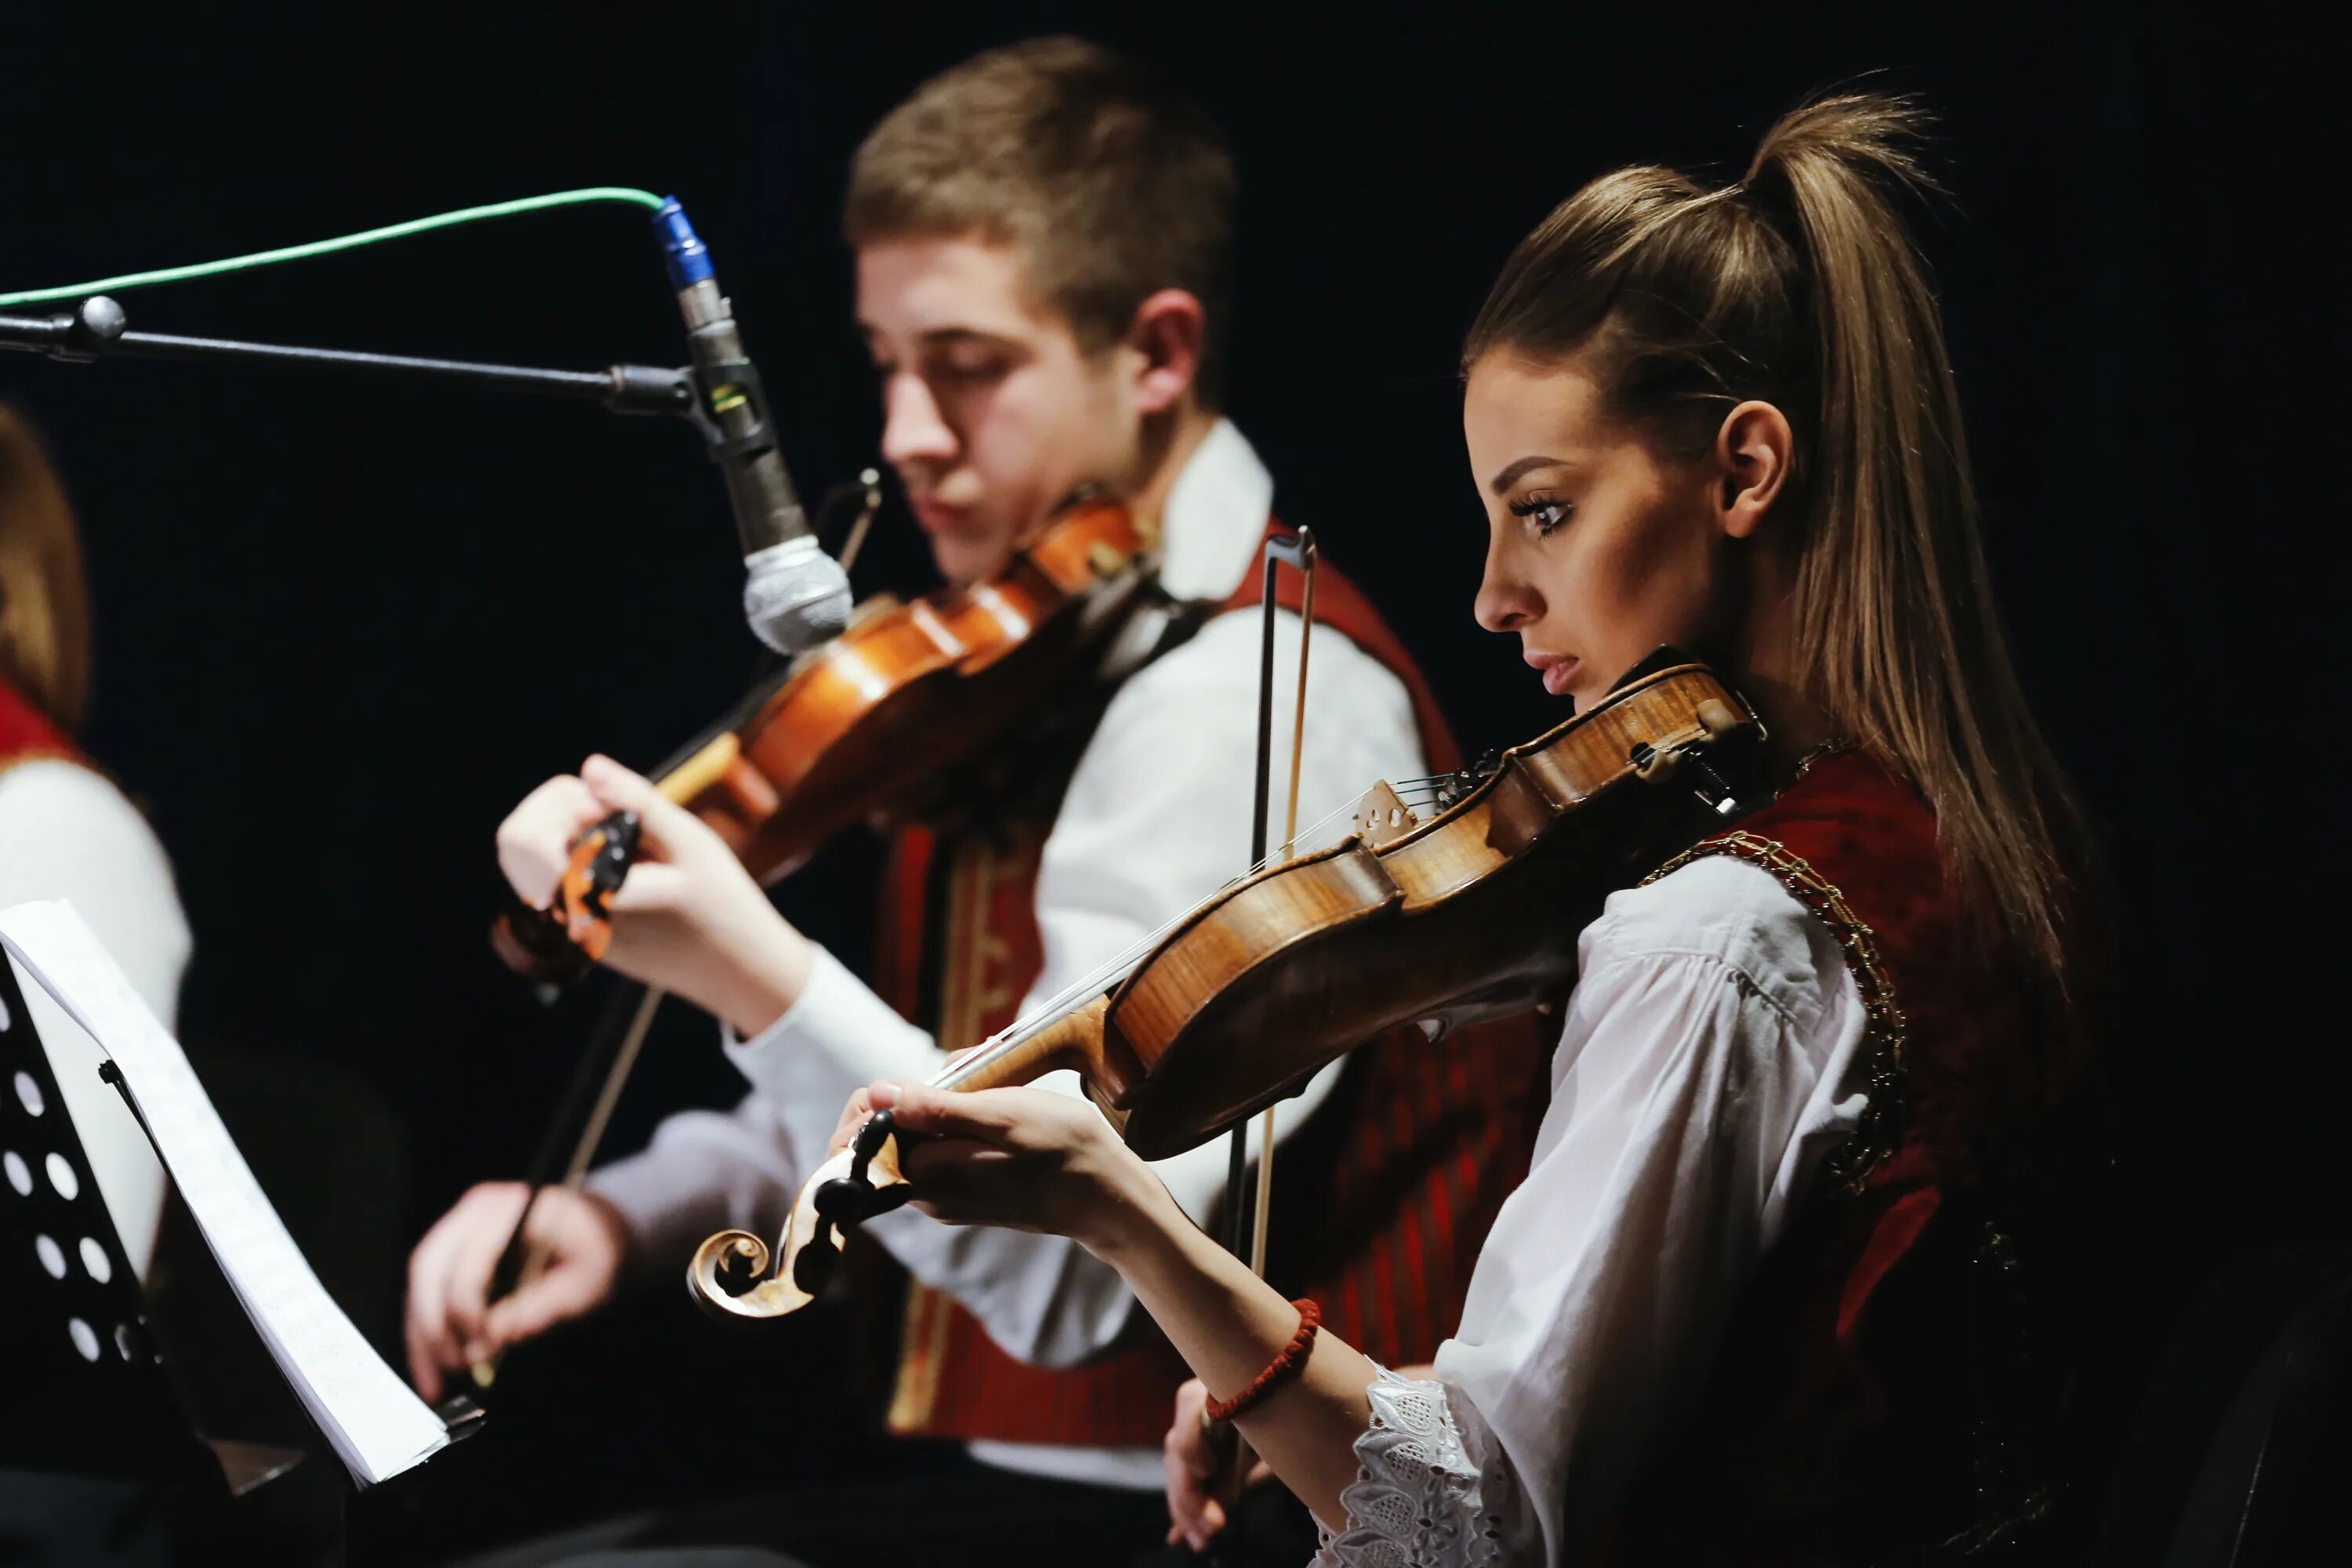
[879,372,958,468]
[1474,532,1541,634]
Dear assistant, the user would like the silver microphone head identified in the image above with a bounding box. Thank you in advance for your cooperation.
[742,536,854,655]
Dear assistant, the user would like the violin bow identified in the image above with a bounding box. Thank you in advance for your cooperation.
[471,981,664,1388]
[473,470,885,1388]
[1213,526,1318,1526]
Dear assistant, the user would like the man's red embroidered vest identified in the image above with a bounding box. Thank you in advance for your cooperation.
[1599,748,2070,1564]
[877,525,1548,1447]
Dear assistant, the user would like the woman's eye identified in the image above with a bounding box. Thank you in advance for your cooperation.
[1508,495,1573,535]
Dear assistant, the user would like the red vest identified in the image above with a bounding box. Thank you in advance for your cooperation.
[1599,749,2074,1564]
[880,526,1549,1447]
[0,675,78,772]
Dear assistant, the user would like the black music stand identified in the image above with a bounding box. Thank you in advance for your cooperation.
[0,953,226,1488]
[0,951,483,1563]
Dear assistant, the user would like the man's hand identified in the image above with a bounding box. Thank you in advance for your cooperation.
[495,754,812,1033]
[403,1181,630,1403]
[1164,1377,1274,1550]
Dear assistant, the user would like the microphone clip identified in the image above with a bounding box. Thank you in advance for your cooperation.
[680,342,782,468]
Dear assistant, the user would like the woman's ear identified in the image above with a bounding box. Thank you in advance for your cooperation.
[1713,400,1794,540]
[1124,289,1207,416]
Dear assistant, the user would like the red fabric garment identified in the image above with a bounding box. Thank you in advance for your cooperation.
[881,522,1547,1446]
[1597,749,2071,1565]
[0,675,77,768]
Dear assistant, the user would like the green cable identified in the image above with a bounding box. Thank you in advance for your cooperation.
[0,186,667,309]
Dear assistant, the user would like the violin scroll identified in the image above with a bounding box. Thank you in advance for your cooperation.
[686,1111,912,1321]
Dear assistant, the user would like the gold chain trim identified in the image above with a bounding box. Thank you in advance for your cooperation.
[1643,830,1907,1192]
[1791,737,1857,781]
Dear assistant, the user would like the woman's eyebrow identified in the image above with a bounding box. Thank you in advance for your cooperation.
[1488,454,1573,494]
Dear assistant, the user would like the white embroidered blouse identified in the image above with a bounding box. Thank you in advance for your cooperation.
[1319,852,1871,1566]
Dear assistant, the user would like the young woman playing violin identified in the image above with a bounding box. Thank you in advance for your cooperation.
[821,95,2099,1565]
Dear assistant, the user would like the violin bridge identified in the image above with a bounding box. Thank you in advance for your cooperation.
[1352,780,1420,848]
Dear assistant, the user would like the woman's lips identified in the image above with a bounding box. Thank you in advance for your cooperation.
[1525,652,1581,696]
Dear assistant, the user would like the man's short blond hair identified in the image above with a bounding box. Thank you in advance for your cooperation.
[845,37,1236,406]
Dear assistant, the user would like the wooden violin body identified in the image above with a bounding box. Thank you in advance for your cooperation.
[669,492,1151,885]
[688,658,1765,1319]
[1099,659,1760,1157]
[496,495,1151,979]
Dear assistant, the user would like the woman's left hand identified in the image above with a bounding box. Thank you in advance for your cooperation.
[828,1079,1168,1254]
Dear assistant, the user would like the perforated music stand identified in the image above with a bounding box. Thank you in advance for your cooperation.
[0,949,226,1486]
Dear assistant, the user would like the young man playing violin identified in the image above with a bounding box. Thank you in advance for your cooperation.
[406,36,1541,1563]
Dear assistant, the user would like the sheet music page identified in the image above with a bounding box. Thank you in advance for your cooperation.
[0,899,448,1486]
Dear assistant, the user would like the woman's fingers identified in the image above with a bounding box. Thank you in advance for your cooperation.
[866,1080,1031,1142]
[860,1080,1145,1244]
[827,1088,875,1156]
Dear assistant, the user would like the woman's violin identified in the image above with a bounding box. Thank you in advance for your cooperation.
[492,490,1154,981]
[688,652,1767,1320]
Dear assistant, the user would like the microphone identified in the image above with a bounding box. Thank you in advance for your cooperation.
[653,198,852,655]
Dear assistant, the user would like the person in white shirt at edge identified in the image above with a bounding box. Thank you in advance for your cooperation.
[405,40,1543,1560]
[809,96,2104,1566]
[0,404,188,1283]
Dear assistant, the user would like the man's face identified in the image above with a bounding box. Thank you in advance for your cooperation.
[858,236,1142,585]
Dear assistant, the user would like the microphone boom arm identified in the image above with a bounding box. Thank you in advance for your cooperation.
[0,295,695,418]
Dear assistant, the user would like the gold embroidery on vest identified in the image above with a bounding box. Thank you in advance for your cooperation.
[936,832,1028,1054]
[890,822,1047,1432]
[887,1272,954,1433]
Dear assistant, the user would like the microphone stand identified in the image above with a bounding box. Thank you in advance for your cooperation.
[0,294,695,418]
[0,289,735,1397]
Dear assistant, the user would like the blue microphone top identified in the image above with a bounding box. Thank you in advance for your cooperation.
[653,196,715,289]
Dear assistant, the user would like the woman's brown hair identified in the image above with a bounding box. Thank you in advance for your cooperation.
[0,404,93,731]
[1465,93,2091,1005]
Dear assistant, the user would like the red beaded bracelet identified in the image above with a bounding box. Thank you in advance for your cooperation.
[1204,1299,1323,1424]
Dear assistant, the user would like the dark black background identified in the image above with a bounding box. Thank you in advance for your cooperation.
[2,0,2342,1555]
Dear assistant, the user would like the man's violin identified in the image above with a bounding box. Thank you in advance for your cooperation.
[492,491,1153,981]
[688,654,1767,1321]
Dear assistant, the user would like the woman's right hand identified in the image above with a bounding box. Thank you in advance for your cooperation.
[495,754,812,1034]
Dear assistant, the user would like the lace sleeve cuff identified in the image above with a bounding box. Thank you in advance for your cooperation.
[1316,1366,1504,1567]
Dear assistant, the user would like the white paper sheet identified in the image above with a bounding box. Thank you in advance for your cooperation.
[0,898,448,1486]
